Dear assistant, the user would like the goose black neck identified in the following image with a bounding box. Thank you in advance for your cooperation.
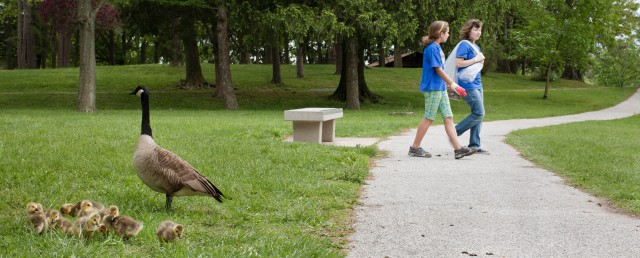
[140,93,153,137]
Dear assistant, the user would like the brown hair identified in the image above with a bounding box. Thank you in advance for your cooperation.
[459,19,483,40]
[422,21,449,45]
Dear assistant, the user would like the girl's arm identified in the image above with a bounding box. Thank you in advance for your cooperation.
[435,67,455,86]
[435,67,467,97]
[456,57,482,68]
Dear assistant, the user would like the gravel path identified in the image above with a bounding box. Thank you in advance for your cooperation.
[347,89,640,257]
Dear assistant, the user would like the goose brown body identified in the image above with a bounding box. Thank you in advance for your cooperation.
[130,85,224,210]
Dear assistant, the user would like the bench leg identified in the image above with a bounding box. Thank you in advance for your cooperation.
[292,121,322,143]
[322,119,336,142]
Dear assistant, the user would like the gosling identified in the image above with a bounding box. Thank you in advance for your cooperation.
[102,206,143,240]
[73,213,101,238]
[26,202,47,234]
[156,220,184,243]
[61,200,104,217]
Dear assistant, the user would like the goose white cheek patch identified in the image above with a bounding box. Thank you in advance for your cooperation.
[136,89,144,97]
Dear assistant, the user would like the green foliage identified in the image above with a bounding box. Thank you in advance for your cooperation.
[595,38,640,87]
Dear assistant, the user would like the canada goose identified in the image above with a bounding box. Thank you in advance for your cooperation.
[61,200,104,217]
[26,202,47,234]
[73,212,101,238]
[156,220,184,243]
[130,85,225,210]
[102,205,143,240]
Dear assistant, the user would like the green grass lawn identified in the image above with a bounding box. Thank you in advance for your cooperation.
[507,115,640,214]
[0,64,637,256]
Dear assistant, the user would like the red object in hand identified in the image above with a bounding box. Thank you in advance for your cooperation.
[454,86,467,97]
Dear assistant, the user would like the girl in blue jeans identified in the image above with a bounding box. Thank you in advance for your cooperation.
[455,19,489,154]
[408,21,476,160]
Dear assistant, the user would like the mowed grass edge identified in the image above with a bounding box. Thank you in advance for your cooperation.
[507,114,640,214]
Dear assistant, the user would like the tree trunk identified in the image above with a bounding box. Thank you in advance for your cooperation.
[330,34,381,105]
[264,47,272,64]
[170,24,182,67]
[334,37,343,75]
[271,46,282,85]
[49,30,57,68]
[25,3,37,69]
[213,4,238,110]
[240,51,251,64]
[139,39,148,64]
[17,0,31,69]
[17,0,23,69]
[394,43,403,68]
[58,30,72,68]
[345,37,360,109]
[296,41,304,78]
[181,18,208,89]
[153,38,160,63]
[326,41,335,64]
[561,65,583,81]
[106,31,115,65]
[77,0,102,112]
[316,41,323,64]
[543,64,551,100]
[377,38,385,68]
[283,38,290,64]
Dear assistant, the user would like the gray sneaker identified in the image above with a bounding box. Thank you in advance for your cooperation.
[454,146,477,159]
[470,147,490,155]
[409,146,432,158]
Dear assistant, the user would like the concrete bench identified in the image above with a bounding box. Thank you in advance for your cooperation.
[284,108,344,143]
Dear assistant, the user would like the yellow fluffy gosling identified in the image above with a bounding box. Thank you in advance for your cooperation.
[156,220,184,243]
[102,206,143,240]
[60,200,104,217]
[73,213,101,238]
[26,202,47,234]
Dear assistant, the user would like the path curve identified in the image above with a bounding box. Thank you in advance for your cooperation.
[347,88,640,257]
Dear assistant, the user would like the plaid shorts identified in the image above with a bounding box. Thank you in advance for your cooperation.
[423,90,453,120]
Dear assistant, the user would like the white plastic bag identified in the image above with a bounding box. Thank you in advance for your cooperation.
[458,62,483,83]
[444,40,483,85]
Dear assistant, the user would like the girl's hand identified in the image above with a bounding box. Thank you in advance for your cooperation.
[451,82,467,97]
[473,53,485,63]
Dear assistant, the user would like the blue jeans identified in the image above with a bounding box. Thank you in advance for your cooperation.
[455,88,484,148]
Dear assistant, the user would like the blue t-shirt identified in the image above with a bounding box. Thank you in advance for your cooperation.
[456,41,482,90]
[420,42,446,92]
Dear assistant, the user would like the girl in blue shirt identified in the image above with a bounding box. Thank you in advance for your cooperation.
[454,19,489,155]
[409,21,477,159]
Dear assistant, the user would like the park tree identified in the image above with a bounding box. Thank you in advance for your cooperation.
[509,0,607,99]
[369,0,417,68]
[278,4,339,78]
[39,0,119,68]
[328,0,396,109]
[16,0,39,69]
[595,37,640,87]
[213,2,238,110]
[278,3,313,78]
[77,0,105,112]
[0,1,18,69]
